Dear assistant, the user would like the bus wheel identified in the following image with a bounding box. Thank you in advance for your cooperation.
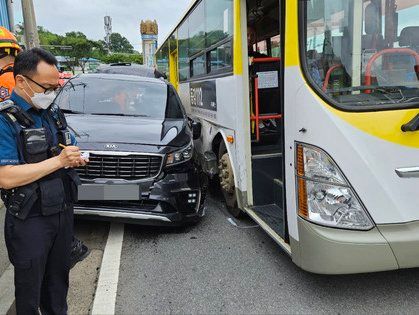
[218,141,241,218]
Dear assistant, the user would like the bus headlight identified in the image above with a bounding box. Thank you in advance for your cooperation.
[165,142,193,166]
[296,144,374,230]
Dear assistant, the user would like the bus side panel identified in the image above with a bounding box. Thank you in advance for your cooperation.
[179,75,250,195]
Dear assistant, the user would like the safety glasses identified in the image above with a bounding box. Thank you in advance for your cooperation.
[23,75,61,95]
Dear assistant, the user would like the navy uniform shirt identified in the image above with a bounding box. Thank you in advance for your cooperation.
[0,91,77,217]
[0,91,76,167]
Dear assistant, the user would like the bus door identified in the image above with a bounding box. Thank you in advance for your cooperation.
[246,0,285,238]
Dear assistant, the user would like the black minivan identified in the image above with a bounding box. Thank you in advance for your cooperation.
[55,73,205,225]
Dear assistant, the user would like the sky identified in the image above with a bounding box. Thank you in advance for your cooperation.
[12,0,192,51]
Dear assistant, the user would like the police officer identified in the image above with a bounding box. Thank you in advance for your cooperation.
[0,27,90,269]
[0,27,21,102]
[0,48,88,314]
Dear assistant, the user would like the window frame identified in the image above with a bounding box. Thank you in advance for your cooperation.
[298,0,419,112]
[177,0,234,82]
[206,37,233,75]
[188,0,206,58]
[178,17,190,82]
[189,36,233,80]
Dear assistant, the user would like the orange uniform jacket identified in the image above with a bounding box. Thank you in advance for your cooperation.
[0,63,15,102]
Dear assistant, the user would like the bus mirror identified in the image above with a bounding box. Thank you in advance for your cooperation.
[191,121,202,140]
[365,3,380,35]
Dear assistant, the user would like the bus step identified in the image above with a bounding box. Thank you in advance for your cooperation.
[251,204,284,238]
[251,152,283,159]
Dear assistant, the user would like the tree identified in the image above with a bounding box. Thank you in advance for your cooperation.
[61,35,93,73]
[101,52,143,65]
[16,26,143,71]
[109,33,134,54]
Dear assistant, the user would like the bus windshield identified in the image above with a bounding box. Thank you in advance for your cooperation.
[303,0,419,109]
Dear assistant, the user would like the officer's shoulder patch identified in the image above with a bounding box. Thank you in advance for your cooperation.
[0,99,15,112]
[0,86,10,101]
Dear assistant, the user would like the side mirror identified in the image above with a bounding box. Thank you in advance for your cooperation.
[191,121,202,140]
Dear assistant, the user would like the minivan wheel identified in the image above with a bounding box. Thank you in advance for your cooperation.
[218,141,242,218]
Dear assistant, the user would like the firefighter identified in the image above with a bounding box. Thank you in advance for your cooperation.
[0,27,90,269]
[0,27,20,102]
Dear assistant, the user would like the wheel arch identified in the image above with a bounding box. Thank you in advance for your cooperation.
[210,130,240,190]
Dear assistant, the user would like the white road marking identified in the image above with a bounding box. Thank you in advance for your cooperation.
[0,264,14,314]
[91,222,124,315]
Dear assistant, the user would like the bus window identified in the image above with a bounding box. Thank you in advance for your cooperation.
[156,41,170,81]
[191,54,207,77]
[303,0,419,110]
[257,40,268,56]
[271,35,281,58]
[206,0,233,46]
[208,42,232,73]
[178,20,189,82]
[189,0,205,57]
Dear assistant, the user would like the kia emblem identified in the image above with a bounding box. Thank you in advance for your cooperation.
[104,144,118,149]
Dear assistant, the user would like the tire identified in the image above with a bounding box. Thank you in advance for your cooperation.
[218,141,242,218]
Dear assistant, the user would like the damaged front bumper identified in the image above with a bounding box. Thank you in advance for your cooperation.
[74,162,206,226]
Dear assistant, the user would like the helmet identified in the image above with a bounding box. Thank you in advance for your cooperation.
[0,27,21,56]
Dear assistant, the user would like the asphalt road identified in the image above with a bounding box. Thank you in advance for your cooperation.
[115,197,419,314]
[2,196,419,314]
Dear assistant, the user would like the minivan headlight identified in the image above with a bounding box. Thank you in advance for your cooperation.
[296,144,374,230]
[165,142,193,166]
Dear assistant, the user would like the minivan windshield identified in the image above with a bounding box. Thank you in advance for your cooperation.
[303,0,419,109]
[55,76,184,119]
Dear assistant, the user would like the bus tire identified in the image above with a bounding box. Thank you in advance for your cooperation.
[218,141,242,218]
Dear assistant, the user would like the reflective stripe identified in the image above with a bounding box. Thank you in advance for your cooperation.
[0,38,18,44]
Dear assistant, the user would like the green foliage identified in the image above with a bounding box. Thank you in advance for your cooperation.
[30,26,141,72]
[109,33,134,53]
[101,53,143,65]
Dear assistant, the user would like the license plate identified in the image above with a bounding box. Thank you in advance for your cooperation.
[78,184,141,201]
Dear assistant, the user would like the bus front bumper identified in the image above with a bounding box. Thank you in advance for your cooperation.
[291,217,419,274]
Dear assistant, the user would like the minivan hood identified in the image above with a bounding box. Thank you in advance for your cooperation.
[66,114,190,147]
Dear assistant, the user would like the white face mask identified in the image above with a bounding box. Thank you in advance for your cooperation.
[30,91,57,110]
[23,78,57,110]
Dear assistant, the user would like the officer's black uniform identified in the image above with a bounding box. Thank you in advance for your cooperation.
[0,92,80,314]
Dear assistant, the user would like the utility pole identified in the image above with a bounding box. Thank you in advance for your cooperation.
[6,0,15,33]
[104,16,112,53]
[21,0,40,48]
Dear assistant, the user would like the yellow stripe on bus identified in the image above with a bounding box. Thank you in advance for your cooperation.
[332,106,419,148]
[233,0,243,75]
[307,88,419,148]
[285,0,299,67]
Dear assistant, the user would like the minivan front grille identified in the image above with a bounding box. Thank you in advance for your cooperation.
[76,153,163,181]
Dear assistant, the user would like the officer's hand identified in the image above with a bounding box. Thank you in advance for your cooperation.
[58,146,87,168]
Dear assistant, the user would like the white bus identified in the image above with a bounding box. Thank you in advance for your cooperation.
[156,0,419,274]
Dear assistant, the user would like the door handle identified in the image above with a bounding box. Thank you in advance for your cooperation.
[401,114,419,132]
[395,167,419,178]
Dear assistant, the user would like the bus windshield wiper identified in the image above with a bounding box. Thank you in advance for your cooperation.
[333,85,410,94]
[335,84,419,104]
